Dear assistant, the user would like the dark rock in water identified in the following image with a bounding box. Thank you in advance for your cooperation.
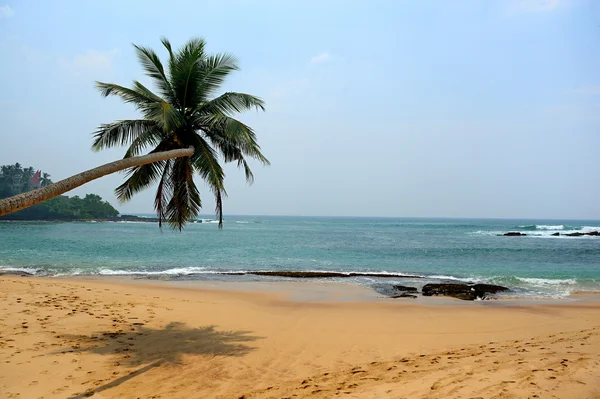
[502,232,527,236]
[250,271,351,278]
[421,283,508,300]
[392,285,418,292]
[562,231,599,237]
[0,270,33,277]
[244,271,423,279]
[390,293,417,299]
[370,283,419,297]
[551,232,560,236]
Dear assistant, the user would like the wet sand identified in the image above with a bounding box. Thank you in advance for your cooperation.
[1,276,599,398]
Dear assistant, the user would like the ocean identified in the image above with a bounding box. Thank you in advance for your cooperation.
[1,216,599,299]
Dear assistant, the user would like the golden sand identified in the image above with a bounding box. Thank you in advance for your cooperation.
[0,277,599,398]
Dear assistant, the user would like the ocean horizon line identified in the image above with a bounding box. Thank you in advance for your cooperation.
[126,213,600,222]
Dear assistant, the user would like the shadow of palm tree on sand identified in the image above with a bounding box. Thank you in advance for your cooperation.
[61,322,261,398]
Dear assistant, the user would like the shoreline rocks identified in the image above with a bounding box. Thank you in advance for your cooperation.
[392,285,418,292]
[242,271,423,279]
[0,270,33,277]
[390,292,418,299]
[421,283,509,300]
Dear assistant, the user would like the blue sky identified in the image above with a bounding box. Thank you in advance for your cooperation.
[1,0,599,219]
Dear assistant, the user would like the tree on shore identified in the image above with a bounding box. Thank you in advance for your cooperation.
[0,37,268,229]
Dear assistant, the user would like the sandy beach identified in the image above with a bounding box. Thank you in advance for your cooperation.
[1,277,599,399]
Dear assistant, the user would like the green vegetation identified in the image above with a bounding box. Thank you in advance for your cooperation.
[0,163,118,220]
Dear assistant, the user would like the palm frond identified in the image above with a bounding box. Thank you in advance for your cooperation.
[160,37,174,58]
[150,102,185,131]
[115,160,166,203]
[164,157,202,230]
[154,158,174,227]
[199,92,265,115]
[169,38,206,110]
[123,127,165,158]
[189,135,227,227]
[133,44,176,103]
[131,80,164,102]
[241,159,254,184]
[199,115,270,165]
[194,53,239,102]
[91,120,161,151]
[95,82,157,107]
[115,138,179,202]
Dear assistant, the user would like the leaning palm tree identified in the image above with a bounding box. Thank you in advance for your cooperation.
[0,37,269,229]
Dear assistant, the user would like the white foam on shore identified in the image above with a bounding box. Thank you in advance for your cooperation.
[516,277,577,286]
[427,274,482,283]
[96,267,213,276]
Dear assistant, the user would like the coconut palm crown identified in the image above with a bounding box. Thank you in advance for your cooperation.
[92,37,269,229]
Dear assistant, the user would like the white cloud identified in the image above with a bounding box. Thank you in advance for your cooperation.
[309,52,332,65]
[59,49,118,76]
[0,4,15,19]
[509,0,564,14]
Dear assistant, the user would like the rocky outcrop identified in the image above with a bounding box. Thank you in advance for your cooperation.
[242,271,423,279]
[370,283,419,297]
[500,231,600,237]
[555,231,599,237]
[390,292,417,299]
[392,285,418,292]
[421,283,508,300]
[0,270,32,277]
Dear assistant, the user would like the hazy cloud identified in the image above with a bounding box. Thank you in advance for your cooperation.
[59,49,118,76]
[309,52,332,65]
[0,4,15,19]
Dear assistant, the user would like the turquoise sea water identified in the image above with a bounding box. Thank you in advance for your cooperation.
[1,216,599,298]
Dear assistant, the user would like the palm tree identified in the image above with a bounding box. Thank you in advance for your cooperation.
[39,173,52,188]
[0,37,268,229]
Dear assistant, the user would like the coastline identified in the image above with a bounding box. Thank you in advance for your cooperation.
[65,275,600,305]
[2,217,599,301]
[1,276,599,398]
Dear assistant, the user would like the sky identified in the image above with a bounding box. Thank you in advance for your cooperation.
[0,0,599,219]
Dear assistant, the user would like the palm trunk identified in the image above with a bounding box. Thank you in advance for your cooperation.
[0,147,194,216]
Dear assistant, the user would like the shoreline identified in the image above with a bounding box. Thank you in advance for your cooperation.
[1,276,599,398]
[2,269,600,303]
[58,274,600,306]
